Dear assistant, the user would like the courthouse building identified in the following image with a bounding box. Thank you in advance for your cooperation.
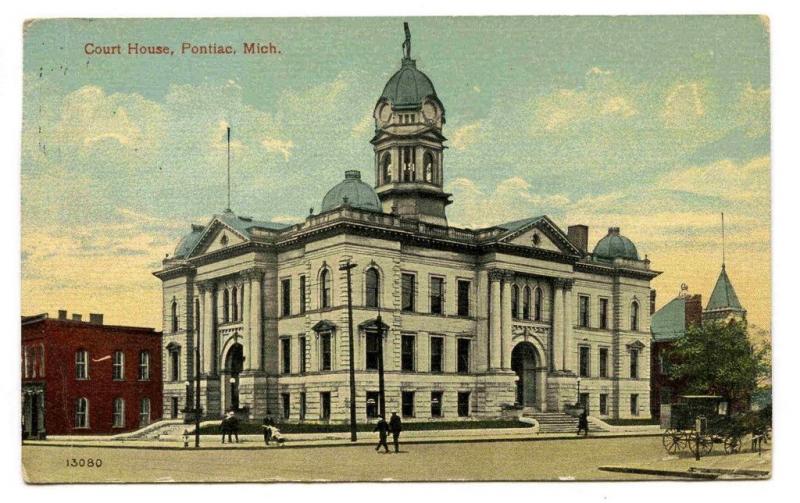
[155,28,660,423]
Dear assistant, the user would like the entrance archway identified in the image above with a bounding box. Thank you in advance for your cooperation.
[224,343,244,412]
[511,342,539,408]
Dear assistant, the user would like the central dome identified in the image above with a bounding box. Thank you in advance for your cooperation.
[320,170,382,213]
[593,227,640,260]
[380,58,438,109]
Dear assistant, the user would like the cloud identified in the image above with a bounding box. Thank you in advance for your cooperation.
[655,156,770,202]
[661,81,707,129]
[735,83,770,138]
[530,83,638,133]
[450,122,482,151]
[261,137,295,161]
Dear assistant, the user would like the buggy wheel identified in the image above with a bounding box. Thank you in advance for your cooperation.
[662,429,686,454]
[688,433,714,456]
[724,434,742,454]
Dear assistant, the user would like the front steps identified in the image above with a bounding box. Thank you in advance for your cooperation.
[524,411,605,434]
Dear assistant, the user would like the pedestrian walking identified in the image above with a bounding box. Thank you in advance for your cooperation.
[373,415,390,453]
[182,429,190,448]
[262,415,274,446]
[221,410,236,444]
[577,410,589,437]
[389,411,403,453]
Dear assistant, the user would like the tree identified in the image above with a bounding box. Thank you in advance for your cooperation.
[666,320,770,413]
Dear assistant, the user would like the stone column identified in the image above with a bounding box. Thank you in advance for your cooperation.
[501,270,514,370]
[562,279,575,372]
[552,279,564,371]
[489,269,503,370]
[241,274,251,368]
[475,269,489,372]
[249,270,263,371]
[201,283,215,375]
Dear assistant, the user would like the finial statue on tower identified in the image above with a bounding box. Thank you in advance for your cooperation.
[402,22,411,59]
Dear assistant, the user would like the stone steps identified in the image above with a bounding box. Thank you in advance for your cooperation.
[525,412,605,434]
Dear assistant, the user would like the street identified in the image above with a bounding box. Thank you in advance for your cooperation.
[21,435,770,483]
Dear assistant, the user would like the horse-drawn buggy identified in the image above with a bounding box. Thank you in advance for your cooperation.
[661,395,769,456]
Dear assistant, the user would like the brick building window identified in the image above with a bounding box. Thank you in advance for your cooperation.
[75,349,88,380]
[139,351,150,380]
[112,351,124,381]
[113,398,125,428]
[139,398,151,427]
[75,397,89,428]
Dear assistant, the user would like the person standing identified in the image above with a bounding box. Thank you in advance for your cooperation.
[389,411,403,453]
[577,410,589,437]
[373,415,390,453]
[262,415,274,446]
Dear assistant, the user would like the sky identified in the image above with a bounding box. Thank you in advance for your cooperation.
[20,16,771,332]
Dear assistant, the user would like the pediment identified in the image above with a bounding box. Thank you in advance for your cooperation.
[498,217,581,256]
[186,218,249,258]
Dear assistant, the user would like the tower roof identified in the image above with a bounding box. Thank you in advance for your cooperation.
[380,58,438,109]
[705,265,744,312]
[592,227,639,260]
[320,170,382,213]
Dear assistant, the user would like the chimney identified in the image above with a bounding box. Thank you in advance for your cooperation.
[72,313,82,322]
[650,289,657,315]
[89,313,104,325]
[58,309,68,320]
[685,294,703,327]
[567,225,589,253]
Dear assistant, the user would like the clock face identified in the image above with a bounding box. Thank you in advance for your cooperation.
[422,100,438,121]
[376,102,392,125]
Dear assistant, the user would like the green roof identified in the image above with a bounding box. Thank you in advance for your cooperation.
[651,296,687,341]
[380,58,438,109]
[593,227,639,260]
[706,266,744,312]
[320,170,381,213]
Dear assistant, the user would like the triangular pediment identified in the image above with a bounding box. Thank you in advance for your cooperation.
[186,217,250,258]
[497,216,581,256]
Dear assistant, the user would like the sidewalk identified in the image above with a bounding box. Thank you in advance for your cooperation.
[600,447,772,480]
[26,427,662,451]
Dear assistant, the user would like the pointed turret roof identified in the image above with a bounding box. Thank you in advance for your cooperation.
[705,265,744,312]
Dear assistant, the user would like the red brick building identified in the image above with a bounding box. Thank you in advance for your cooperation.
[21,311,162,437]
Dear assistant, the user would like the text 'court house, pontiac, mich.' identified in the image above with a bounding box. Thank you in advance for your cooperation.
[154,25,660,425]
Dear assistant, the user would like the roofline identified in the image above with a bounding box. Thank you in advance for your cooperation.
[21,315,159,334]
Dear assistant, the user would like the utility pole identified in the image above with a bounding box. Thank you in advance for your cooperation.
[376,312,386,419]
[340,261,358,442]
[195,346,201,447]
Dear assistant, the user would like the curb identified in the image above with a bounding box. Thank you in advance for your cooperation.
[598,466,719,480]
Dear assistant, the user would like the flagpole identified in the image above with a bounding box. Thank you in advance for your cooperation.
[227,126,231,211]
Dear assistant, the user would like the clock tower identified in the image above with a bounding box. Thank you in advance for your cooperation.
[371,23,452,227]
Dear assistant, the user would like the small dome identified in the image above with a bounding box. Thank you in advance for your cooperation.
[320,170,382,213]
[173,224,204,258]
[593,227,639,260]
[380,58,438,108]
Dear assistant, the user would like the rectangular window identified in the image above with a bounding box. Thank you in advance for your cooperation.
[139,398,151,427]
[431,391,443,418]
[75,398,88,428]
[401,273,415,312]
[170,350,179,382]
[112,351,124,381]
[401,391,415,418]
[75,350,88,380]
[112,399,125,428]
[599,393,608,415]
[579,295,590,327]
[320,334,332,371]
[366,333,381,371]
[320,392,331,420]
[401,335,415,372]
[599,298,609,329]
[579,346,591,377]
[630,394,639,416]
[430,337,444,373]
[299,392,306,420]
[281,278,291,317]
[138,351,150,380]
[299,336,307,373]
[281,338,291,374]
[457,338,470,374]
[457,280,470,317]
[630,348,639,379]
[430,276,444,314]
[458,392,470,417]
[599,348,609,378]
[366,391,380,419]
[281,393,291,419]
[299,276,306,314]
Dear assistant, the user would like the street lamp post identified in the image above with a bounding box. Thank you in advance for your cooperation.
[194,346,201,447]
[339,261,358,442]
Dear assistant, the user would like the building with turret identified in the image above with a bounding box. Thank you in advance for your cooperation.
[154,25,659,423]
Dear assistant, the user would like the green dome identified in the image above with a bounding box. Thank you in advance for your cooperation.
[593,227,639,260]
[380,58,438,108]
[320,170,382,213]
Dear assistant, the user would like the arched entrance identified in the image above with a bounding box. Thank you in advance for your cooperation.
[511,342,539,408]
[224,343,244,412]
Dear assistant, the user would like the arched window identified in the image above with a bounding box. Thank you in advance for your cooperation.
[630,301,640,331]
[320,269,331,309]
[534,287,543,321]
[75,349,88,380]
[171,300,178,333]
[365,268,380,308]
[112,398,125,428]
[75,397,89,428]
[382,152,392,183]
[138,351,150,380]
[523,286,531,319]
[511,285,520,319]
[423,151,434,183]
[231,286,238,321]
[222,289,230,323]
